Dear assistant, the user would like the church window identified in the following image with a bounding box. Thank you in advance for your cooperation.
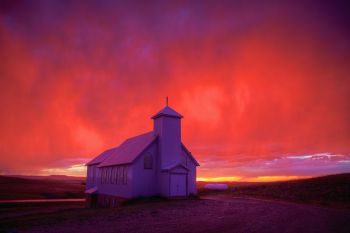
[109,167,112,183]
[107,168,109,183]
[114,167,118,184]
[104,168,107,183]
[111,167,115,184]
[117,167,120,184]
[123,166,127,184]
[102,168,105,184]
[107,168,110,183]
[120,166,123,184]
[144,153,153,169]
[110,168,113,183]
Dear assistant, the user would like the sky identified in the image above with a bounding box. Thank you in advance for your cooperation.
[0,0,349,181]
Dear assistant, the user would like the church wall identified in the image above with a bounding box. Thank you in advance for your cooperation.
[159,171,170,196]
[86,165,98,190]
[132,140,159,197]
[97,164,133,198]
[187,158,197,195]
[86,165,92,189]
[181,148,197,195]
[170,166,188,173]
[154,117,182,168]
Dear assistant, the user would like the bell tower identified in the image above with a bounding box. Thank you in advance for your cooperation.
[152,98,183,168]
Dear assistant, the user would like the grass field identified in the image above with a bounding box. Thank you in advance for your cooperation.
[1,196,350,233]
[1,173,350,208]
[1,173,350,233]
[0,175,85,200]
[198,173,350,208]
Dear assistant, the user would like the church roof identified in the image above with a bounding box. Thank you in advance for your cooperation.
[86,131,157,167]
[181,143,200,166]
[162,163,189,171]
[151,106,183,119]
[86,147,115,166]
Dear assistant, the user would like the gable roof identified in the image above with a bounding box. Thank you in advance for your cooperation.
[181,143,200,166]
[86,147,115,166]
[86,132,199,168]
[86,131,157,167]
[162,163,189,171]
[151,106,183,119]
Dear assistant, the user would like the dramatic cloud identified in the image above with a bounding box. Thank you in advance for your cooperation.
[0,0,349,179]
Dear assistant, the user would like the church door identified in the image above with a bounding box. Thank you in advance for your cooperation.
[170,173,187,197]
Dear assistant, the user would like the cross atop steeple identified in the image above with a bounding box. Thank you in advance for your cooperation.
[151,97,183,119]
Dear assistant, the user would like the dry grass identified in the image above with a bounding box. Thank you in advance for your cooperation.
[1,197,350,233]
[1,173,350,208]
[0,176,85,200]
[1,174,350,232]
[198,173,350,208]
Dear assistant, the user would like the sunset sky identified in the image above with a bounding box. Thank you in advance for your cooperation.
[0,0,349,181]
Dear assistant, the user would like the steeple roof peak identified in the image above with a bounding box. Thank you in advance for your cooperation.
[151,105,183,119]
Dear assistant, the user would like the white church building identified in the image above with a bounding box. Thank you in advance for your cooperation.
[85,102,199,207]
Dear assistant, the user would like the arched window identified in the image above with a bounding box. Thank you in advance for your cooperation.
[109,167,113,183]
[144,153,153,169]
[111,167,115,184]
[117,167,120,184]
[123,166,127,184]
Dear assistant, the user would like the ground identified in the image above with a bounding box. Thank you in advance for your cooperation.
[1,174,350,232]
[1,196,350,233]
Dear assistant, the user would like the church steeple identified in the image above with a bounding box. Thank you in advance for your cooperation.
[152,98,182,168]
[151,97,183,119]
[151,106,183,119]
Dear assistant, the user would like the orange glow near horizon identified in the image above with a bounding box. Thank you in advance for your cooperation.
[0,1,350,179]
[197,176,312,183]
[197,176,243,182]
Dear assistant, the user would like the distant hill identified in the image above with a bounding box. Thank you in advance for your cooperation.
[7,175,85,181]
[197,181,261,189]
[199,173,350,207]
[1,173,350,206]
[0,175,85,200]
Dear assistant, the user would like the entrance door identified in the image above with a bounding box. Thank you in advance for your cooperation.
[170,174,187,197]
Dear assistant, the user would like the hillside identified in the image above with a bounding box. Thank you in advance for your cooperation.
[0,175,85,200]
[1,173,350,206]
[199,173,350,207]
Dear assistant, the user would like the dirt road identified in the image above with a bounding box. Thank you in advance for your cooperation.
[2,197,350,233]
